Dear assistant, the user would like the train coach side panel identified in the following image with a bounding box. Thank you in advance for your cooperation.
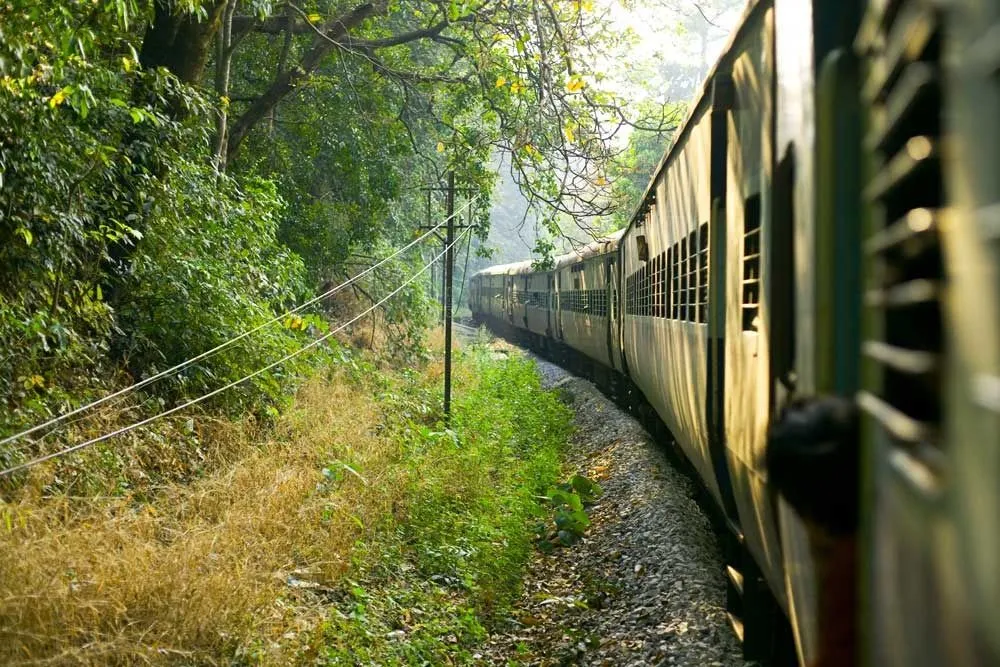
[622,106,722,508]
[558,257,613,368]
[723,5,786,608]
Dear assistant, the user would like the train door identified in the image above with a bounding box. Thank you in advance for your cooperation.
[723,6,785,607]
[546,273,554,337]
[606,255,619,372]
[555,272,564,341]
[503,275,514,323]
[518,273,532,329]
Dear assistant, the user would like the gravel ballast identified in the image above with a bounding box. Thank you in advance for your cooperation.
[482,353,755,667]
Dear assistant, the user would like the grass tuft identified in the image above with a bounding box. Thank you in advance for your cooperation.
[0,331,572,665]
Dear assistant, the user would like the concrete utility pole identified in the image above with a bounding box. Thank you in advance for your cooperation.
[419,172,474,423]
[443,170,455,419]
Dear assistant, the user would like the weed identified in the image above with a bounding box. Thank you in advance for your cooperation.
[0,331,573,665]
[537,474,604,551]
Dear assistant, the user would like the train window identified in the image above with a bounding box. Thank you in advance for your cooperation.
[637,267,645,316]
[686,229,699,322]
[677,237,688,320]
[636,235,649,262]
[650,252,663,317]
[641,263,651,316]
[859,6,945,451]
[670,243,680,319]
[666,247,673,319]
[742,193,762,331]
[698,223,709,323]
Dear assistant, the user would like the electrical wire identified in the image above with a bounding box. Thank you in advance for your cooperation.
[0,199,477,449]
[0,226,473,478]
[454,229,474,312]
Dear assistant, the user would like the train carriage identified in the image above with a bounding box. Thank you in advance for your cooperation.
[470,0,1000,664]
[554,232,622,370]
[620,79,721,512]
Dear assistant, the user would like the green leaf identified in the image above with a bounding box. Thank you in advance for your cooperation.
[15,228,32,246]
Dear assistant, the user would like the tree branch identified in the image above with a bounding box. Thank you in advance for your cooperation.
[226,2,381,164]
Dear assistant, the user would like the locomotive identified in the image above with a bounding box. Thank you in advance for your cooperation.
[468,0,1000,665]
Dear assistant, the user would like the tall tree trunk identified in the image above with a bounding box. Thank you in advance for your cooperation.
[213,0,239,172]
[268,3,296,140]
[140,0,228,84]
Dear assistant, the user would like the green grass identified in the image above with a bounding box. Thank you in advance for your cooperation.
[0,334,573,665]
[319,345,573,665]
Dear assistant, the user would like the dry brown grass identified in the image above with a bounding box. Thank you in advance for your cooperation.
[0,368,414,666]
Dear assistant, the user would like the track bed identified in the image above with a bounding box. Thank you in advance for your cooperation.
[480,348,754,667]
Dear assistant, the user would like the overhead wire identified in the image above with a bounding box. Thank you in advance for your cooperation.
[454,227,474,312]
[0,198,477,450]
[0,226,473,478]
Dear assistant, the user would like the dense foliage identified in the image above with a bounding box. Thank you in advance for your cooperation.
[0,0,737,467]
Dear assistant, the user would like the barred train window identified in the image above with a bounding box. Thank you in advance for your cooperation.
[666,247,674,318]
[680,236,689,320]
[698,223,709,323]
[742,193,762,331]
[643,262,652,316]
[685,229,699,322]
[651,253,664,317]
[559,289,609,316]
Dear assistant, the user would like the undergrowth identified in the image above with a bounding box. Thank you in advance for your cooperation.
[0,329,573,665]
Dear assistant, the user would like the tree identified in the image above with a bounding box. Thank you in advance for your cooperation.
[136,1,674,221]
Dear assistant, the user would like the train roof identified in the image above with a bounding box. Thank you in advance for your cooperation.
[472,229,624,278]
[553,228,625,269]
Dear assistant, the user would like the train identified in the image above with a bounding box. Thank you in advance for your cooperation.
[468,0,1000,665]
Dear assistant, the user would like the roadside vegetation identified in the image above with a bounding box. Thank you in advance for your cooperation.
[0,330,573,665]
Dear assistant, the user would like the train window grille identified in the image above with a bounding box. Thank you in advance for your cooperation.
[635,265,643,315]
[677,237,689,321]
[666,247,674,318]
[685,229,700,322]
[698,222,709,323]
[649,252,664,317]
[742,193,762,331]
[642,262,653,317]
[632,268,641,315]
[558,289,607,316]
[631,268,639,316]
[858,3,945,452]
[625,267,649,317]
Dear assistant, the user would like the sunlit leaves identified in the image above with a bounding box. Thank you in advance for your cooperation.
[562,122,576,143]
[565,75,585,93]
[48,87,69,108]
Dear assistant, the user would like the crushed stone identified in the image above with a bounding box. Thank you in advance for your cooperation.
[481,353,755,667]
